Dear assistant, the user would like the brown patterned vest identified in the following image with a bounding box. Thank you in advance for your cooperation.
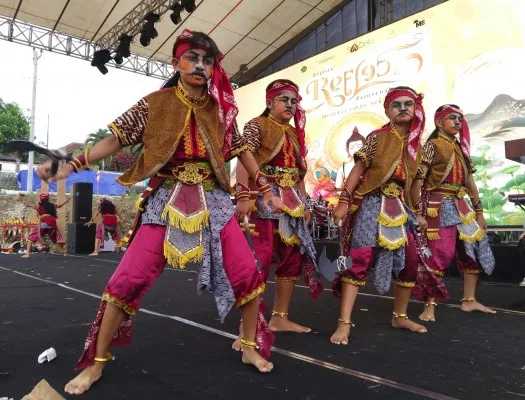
[117,86,230,192]
[253,115,306,172]
[355,129,422,206]
[425,135,469,191]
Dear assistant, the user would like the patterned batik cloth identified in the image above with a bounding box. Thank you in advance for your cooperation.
[256,183,323,297]
[338,192,420,295]
[430,198,495,275]
[75,183,273,369]
[143,183,252,319]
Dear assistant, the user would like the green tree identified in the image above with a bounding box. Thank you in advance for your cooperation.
[85,128,110,147]
[0,98,30,152]
[84,128,110,170]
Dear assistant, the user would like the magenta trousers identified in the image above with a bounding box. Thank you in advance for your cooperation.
[76,217,264,369]
[340,230,418,286]
[252,219,303,282]
[427,225,481,275]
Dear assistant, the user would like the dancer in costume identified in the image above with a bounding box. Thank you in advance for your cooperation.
[331,86,428,345]
[37,30,282,396]
[234,79,323,344]
[334,127,365,191]
[85,197,122,256]
[413,104,495,322]
[20,192,68,258]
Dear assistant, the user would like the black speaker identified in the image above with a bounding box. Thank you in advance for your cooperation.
[71,182,93,222]
[67,223,96,254]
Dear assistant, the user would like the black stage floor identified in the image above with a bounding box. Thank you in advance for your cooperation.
[1,253,525,400]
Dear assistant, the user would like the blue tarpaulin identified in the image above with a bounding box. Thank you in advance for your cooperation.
[17,169,129,195]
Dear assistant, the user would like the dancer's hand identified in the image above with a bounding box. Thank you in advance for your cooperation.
[84,221,93,227]
[304,209,312,225]
[476,213,487,230]
[37,160,74,183]
[263,192,282,213]
[333,203,349,226]
[416,215,428,231]
[236,198,251,222]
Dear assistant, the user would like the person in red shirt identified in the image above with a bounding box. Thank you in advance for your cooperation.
[21,192,68,257]
[413,104,495,322]
[331,87,428,345]
[85,197,122,256]
[37,30,282,395]
[234,79,322,346]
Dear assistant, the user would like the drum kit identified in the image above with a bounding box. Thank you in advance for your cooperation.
[308,196,338,240]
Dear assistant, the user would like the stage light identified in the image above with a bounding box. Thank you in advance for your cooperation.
[114,34,133,65]
[91,49,112,75]
[170,2,184,25]
[139,12,160,47]
[181,0,196,13]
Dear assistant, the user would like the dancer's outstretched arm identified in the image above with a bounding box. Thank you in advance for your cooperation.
[37,136,123,182]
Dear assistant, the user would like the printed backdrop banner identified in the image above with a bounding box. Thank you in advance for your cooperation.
[234,0,525,227]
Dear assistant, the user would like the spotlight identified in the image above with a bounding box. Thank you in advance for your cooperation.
[91,49,112,75]
[170,2,184,25]
[181,0,196,13]
[140,12,160,47]
[114,34,133,65]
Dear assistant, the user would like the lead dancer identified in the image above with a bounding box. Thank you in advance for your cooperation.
[235,79,323,342]
[331,86,428,345]
[37,30,282,395]
[414,104,495,322]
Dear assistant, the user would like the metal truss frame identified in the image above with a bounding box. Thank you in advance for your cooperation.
[0,15,173,80]
[96,0,178,49]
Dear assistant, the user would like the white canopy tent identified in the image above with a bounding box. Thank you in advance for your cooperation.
[0,0,343,80]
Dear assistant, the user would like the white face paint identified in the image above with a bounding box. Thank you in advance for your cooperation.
[267,89,298,122]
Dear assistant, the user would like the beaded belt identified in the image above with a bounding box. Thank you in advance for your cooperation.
[261,165,300,188]
[157,161,217,191]
[433,184,468,199]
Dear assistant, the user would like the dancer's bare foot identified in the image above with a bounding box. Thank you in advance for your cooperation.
[392,315,427,333]
[232,321,243,351]
[460,299,496,314]
[330,320,352,345]
[419,304,436,322]
[241,347,273,373]
[21,254,30,258]
[269,314,311,333]
[64,363,104,395]
[88,252,99,257]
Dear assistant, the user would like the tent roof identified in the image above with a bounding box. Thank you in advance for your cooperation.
[0,0,343,77]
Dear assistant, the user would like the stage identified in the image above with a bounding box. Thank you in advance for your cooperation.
[1,253,524,400]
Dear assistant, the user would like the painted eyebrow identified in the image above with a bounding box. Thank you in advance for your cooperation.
[186,50,213,59]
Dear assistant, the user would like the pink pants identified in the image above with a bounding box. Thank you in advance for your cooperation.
[252,219,303,282]
[76,217,264,369]
[340,230,418,287]
[427,225,481,276]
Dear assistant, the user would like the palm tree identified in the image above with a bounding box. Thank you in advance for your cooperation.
[85,129,109,146]
[84,129,110,170]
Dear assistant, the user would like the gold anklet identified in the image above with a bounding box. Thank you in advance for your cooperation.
[94,352,112,363]
[460,297,476,302]
[392,312,409,319]
[272,311,288,318]
[240,338,259,349]
[338,318,355,326]
[425,302,437,307]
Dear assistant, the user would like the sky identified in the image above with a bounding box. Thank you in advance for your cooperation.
[0,40,162,149]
